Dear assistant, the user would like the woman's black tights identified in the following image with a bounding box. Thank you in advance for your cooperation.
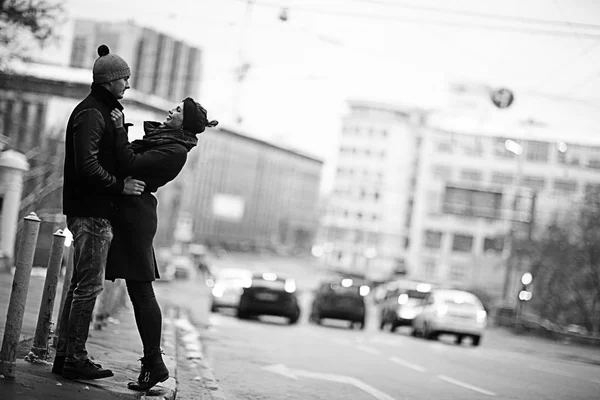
[126,280,162,357]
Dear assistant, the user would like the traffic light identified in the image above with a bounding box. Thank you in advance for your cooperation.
[518,272,533,301]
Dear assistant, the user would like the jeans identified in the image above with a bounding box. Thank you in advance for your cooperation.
[56,217,113,361]
[126,280,162,357]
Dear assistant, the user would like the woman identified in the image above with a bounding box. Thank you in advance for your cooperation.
[106,97,217,391]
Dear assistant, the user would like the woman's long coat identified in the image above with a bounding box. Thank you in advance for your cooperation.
[105,122,196,282]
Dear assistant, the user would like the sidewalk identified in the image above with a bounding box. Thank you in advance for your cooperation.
[0,271,177,400]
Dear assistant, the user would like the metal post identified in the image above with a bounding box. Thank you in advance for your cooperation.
[25,230,66,363]
[52,245,74,348]
[0,212,41,378]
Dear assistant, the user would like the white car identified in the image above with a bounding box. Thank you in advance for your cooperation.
[411,289,487,346]
[210,268,253,312]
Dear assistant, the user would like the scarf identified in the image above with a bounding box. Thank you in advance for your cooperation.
[130,121,198,153]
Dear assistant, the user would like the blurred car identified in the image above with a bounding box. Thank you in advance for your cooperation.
[379,280,433,332]
[237,272,301,324]
[309,278,369,329]
[411,289,487,346]
[210,268,253,312]
[155,248,175,282]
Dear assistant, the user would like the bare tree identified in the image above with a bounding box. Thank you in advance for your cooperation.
[0,0,65,68]
[529,193,600,335]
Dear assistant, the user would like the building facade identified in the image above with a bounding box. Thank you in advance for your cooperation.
[69,19,202,103]
[317,98,600,297]
[408,125,600,300]
[317,100,426,281]
[156,128,324,253]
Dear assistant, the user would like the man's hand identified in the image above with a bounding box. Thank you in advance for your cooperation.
[122,176,146,195]
[110,109,124,129]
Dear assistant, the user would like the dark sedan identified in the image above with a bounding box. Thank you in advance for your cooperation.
[309,278,369,329]
[237,272,301,325]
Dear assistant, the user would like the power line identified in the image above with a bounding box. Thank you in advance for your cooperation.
[236,0,600,39]
[356,0,600,32]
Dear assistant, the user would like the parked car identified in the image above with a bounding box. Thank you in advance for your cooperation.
[379,280,434,332]
[411,289,487,346]
[167,255,195,280]
[309,278,369,329]
[237,272,300,324]
[210,268,253,312]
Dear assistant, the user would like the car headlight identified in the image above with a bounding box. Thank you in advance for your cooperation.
[359,285,370,296]
[285,279,296,293]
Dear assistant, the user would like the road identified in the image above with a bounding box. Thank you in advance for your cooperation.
[155,253,600,400]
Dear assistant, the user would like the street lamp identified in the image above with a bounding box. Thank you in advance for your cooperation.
[363,247,377,280]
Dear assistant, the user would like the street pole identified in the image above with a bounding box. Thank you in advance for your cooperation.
[0,212,41,378]
[52,245,73,348]
[26,230,66,362]
[232,0,255,124]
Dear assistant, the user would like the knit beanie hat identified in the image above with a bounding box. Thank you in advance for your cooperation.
[182,97,219,134]
[92,44,131,84]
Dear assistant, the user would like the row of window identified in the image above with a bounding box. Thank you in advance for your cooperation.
[328,208,381,222]
[342,126,390,138]
[424,230,504,254]
[333,187,382,202]
[434,165,599,195]
[339,146,386,158]
[435,136,600,168]
[336,167,384,180]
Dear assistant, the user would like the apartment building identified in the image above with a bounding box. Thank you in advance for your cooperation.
[317,100,426,281]
[70,19,202,102]
[408,124,600,298]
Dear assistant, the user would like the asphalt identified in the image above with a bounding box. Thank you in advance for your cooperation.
[0,270,179,400]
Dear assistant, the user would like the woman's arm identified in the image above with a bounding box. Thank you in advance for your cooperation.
[114,127,187,177]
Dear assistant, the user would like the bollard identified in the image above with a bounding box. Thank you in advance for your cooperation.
[0,212,41,378]
[25,230,66,363]
[52,245,74,349]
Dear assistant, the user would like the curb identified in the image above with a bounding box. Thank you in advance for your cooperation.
[176,309,226,400]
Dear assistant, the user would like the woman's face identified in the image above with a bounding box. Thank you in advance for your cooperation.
[164,102,184,128]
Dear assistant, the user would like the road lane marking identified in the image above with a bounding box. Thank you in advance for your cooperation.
[438,375,496,396]
[263,364,397,400]
[356,345,381,355]
[528,364,600,384]
[388,357,427,373]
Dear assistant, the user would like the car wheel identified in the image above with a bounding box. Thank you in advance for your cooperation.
[379,320,386,331]
[472,335,481,347]
[210,303,218,313]
[390,323,398,333]
[410,328,418,337]
[455,335,463,345]
[359,320,366,330]
[423,322,436,340]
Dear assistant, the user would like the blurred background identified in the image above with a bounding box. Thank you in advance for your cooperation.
[1,1,600,398]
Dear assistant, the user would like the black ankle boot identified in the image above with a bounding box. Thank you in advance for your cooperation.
[127,351,169,391]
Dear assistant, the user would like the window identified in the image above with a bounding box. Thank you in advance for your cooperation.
[491,172,513,186]
[585,182,600,197]
[424,230,442,249]
[449,263,466,280]
[424,259,436,279]
[553,179,577,193]
[374,191,380,201]
[522,176,545,191]
[382,130,389,137]
[460,169,482,182]
[432,165,452,180]
[443,186,502,219]
[525,141,549,162]
[484,237,504,253]
[588,159,600,170]
[3,100,14,136]
[452,234,473,252]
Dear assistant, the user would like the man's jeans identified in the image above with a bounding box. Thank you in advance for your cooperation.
[56,217,113,361]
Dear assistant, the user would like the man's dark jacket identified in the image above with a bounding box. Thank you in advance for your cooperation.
[62,84,125,219]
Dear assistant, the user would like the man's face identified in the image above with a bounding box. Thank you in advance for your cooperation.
[164,102,184,128]
[106,77,130,99]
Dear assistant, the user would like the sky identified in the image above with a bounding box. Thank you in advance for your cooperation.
[38,0,600,187]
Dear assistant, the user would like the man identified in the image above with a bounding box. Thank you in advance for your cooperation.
[52,44,145,380]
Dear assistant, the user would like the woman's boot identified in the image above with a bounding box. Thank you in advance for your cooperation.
[127,350,169,391]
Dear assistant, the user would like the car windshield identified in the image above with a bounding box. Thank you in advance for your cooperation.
[328,282,360,296]
[439,292,482,308]
[405,289,428,300]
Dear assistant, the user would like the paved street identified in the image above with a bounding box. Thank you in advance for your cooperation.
[156,253,600,400]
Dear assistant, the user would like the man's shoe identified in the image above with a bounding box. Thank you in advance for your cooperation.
[52,355,65,375]
[52,355,103,375]
[62,358,114,380]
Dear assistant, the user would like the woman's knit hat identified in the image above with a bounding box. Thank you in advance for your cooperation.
[93,45,131,84]
[182,97,219,134]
